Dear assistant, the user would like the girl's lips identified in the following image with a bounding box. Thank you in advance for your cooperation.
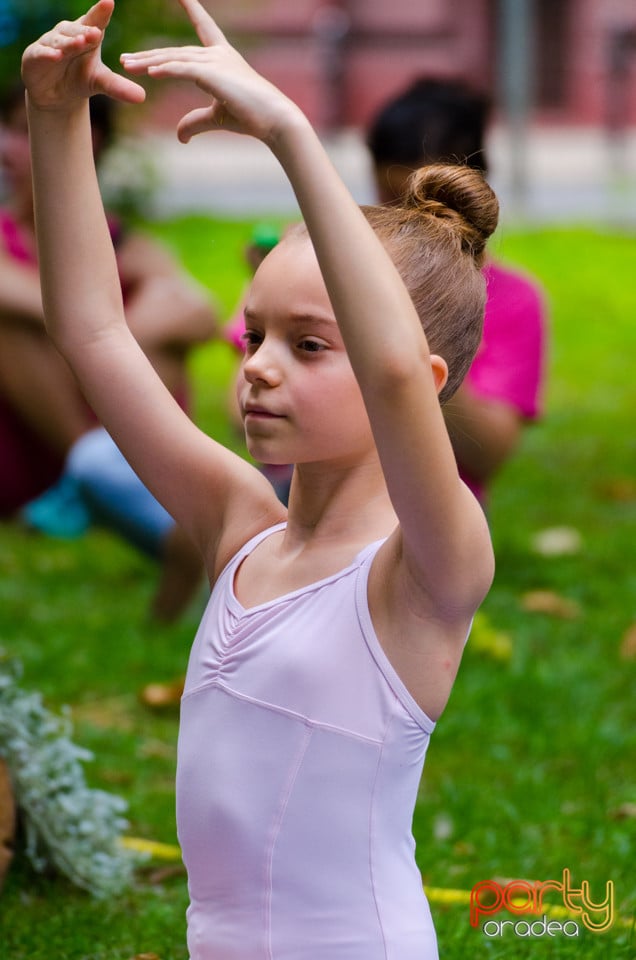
[244,407,284,419]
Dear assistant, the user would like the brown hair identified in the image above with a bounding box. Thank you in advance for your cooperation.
[362,163,499,403]
[286,163,498,404]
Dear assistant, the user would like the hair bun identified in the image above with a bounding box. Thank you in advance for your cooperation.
[404,163,499,264]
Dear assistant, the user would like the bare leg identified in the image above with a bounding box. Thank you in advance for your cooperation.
[140,526,204,705]
[151,524,206,623]
[0,322,91,453]
[1,325,204,621]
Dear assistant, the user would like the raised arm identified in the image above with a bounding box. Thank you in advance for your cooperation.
[21,0,283,569]
[269,132,496,610]
[122,0,494,614]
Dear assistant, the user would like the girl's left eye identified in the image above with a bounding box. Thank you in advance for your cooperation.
[298,339,326,353]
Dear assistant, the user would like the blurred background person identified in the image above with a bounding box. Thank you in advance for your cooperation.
[0,86,217,620]
[367,77,548,505]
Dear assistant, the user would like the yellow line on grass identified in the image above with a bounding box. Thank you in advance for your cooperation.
[120,838,634,930]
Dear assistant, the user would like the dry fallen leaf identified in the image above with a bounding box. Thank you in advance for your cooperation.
[72,696,136,732]
[140,679,184,708]
[143,863,187,884]
[595,477,636,502]
[531,526,583,557]
[468,612,513,662]
[99,768,134,787]
[520,590,582,620]
[610,803,636,820]
[620,623,636,660]
[433,814,454,841]
[139,738,176,760]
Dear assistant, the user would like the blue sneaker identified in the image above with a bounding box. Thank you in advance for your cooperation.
[21,475,92,539]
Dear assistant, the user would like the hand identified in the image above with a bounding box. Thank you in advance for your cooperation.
[21,0,145,111]
[120,0,303,145]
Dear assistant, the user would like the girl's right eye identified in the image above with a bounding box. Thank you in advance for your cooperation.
[241,330,263,351]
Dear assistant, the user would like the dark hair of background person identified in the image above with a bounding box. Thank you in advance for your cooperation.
[366,77,491,174]
[0,82,115,156]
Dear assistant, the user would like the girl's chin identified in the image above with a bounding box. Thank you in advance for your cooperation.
[246,443,291,466]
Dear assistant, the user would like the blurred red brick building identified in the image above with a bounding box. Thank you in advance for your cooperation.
[164,0,636,131]
[224,0,636,125]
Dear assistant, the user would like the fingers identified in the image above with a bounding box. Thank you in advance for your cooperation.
[24,3,108,65]
[79,0,115,31]
[22,40,64,64]
[98,66,147,105]
[177,0,228,47]
[22,23,101,83]
[121,52,214,94]
[176,103,227,142]
[121,46,213,74]
[39,20,102,54]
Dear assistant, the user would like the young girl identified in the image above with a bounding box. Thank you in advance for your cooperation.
[22,1,498,956]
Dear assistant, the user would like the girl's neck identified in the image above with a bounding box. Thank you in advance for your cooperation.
[283,455,397,550]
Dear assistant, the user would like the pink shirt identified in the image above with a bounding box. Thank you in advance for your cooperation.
[177,523,440,959]
[463,261,546,500]
[224,297,248,353]
[469,261,545,419]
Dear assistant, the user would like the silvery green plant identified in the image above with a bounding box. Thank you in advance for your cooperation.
[0,657,137,897]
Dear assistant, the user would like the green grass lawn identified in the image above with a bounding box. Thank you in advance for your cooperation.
[1,217,635,958]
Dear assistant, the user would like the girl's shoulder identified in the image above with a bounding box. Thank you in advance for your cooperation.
[209,485,287,586]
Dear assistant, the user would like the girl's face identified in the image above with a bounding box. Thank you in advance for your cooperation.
[236,237,376,468]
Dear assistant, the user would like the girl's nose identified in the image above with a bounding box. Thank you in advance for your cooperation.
[242,340,283,387]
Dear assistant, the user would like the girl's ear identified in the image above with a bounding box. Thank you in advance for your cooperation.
[430,354,448,396]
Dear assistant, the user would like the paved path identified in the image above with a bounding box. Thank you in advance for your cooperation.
[113,126,636,226]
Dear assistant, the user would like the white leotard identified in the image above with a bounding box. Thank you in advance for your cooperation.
[177,523,439,959]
